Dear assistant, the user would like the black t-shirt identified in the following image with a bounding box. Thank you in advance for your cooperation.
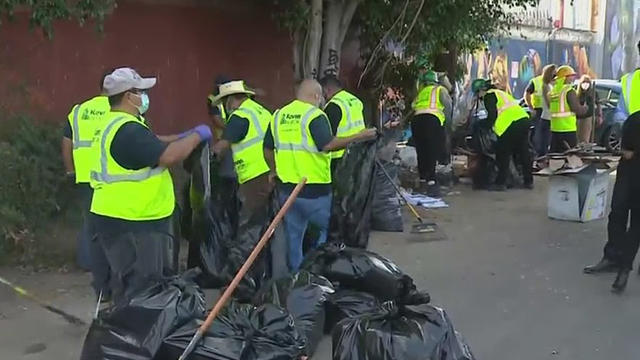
[221,114,249,143]
[263,114,333,198]
[324,102,342,135]
[62,121,72,139]
[526,81,535,94]
[92,118,172,235]
[110,121,168,170]
[483,92,498,127]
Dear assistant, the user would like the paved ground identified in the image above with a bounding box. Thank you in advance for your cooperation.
[2,175,639,359]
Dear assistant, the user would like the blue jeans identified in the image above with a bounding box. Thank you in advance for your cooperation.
[278,189,332,272]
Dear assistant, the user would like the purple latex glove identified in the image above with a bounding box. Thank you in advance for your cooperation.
[193,124,212,142]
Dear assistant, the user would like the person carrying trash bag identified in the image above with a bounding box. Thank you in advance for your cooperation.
[471,79,533,191]
[410,70,452,197]
[211,80,273,223]
[319,75,366,173]
[90,67,213,305]
[262,79,377,272]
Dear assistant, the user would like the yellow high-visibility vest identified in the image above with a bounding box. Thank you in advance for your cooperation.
[229,98,271,184]
[67,95,110,183]
[621,70,640,116]
[549,81,577,132]
[487,89,529,137]
[272,100,331,184]
[529,76,544,109]
[325,90,365,159]
[412,85,446,125]
[89,112,175,221]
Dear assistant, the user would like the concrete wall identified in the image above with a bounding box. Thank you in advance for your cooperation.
[0,0,294,134]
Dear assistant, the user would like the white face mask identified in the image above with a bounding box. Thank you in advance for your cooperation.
[580,82,590,91]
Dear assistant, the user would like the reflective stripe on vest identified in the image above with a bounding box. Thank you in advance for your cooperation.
[413,85,445,125]
[327,90,365,159]
[549,83,577,132]
[530,76,544,109]
[90,114,174,221]
[67,95,110,184]
[272,100,331,184]
[622,70,640,116]
[229,99,271,184]
[488,89,528,137]
[90,117,167,184]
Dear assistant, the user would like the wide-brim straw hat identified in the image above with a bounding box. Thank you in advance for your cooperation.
[209,80,255,105]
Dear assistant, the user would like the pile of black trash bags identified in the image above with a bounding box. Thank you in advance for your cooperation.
[80,145,472,359]
[80,243,475,360]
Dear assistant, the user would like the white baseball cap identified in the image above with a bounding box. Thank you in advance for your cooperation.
[103,67,157,96]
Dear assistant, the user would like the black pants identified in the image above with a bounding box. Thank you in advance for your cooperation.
[550,131,577,152]
[603,166,640,269]
[411,114,444,182]
[98,231,174,306]
[495,118,533,186]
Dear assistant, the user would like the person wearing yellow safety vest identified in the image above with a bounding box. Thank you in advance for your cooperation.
[472,79,533,191]
[583,40,640,293]
[525,71,548,156]
[263,79,377,271]
[548,65,587,153]
[61,70,112,301]
[207,75,231,141]
[211,80,273,221]
[92,67,213,305]
[410,70,452,197]
[318,76,366,171]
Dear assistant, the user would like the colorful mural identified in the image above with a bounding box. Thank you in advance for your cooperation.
[602,0,640,79]
[461,39,596,99]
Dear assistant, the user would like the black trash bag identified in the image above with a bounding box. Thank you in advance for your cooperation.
[370,160,403,232]
[328,140,377,248]
[301,243,428,303]
[469,123,522,189]
[184,146,270,298]
[253,270,335,356]
[79,271,206,360]
[332,302,475,360]
[325,289,380,333]
[157,302,307,360]
[183,145,237,287]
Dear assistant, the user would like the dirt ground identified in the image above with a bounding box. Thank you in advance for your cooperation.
[2,175,639,359]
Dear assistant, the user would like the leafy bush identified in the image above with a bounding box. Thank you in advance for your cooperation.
[0,116,75,259]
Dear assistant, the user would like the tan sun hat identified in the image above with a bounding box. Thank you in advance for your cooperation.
[209,80,255,105]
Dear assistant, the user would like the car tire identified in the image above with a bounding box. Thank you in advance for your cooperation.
[603,125,622,152]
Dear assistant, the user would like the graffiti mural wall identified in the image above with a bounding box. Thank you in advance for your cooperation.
[603,0,640,79]
[461,39,596,99]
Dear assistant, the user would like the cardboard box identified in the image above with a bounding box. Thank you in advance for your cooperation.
[547,165,611,222]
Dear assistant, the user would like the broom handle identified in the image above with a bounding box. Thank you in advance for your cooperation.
[178,178,307,360]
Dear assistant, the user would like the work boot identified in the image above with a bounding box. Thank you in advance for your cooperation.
[611,269,630,294]
[523,182,534,190]
[426,181,441,198]
[583,258,619,274]
[488,184,507,192]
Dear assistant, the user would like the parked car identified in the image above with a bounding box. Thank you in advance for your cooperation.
[590,79,623,151]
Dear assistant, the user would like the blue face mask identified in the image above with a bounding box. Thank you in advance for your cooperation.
[135,93,150,114]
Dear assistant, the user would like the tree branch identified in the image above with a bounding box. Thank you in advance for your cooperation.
[338,0,361,46]
[357,0,410,88]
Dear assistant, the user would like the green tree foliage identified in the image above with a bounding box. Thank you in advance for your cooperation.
[357,0,539,95]
[0,0,115,37]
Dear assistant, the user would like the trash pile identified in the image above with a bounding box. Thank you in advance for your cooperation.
[81,241,474,360]
[80,146,474,359]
